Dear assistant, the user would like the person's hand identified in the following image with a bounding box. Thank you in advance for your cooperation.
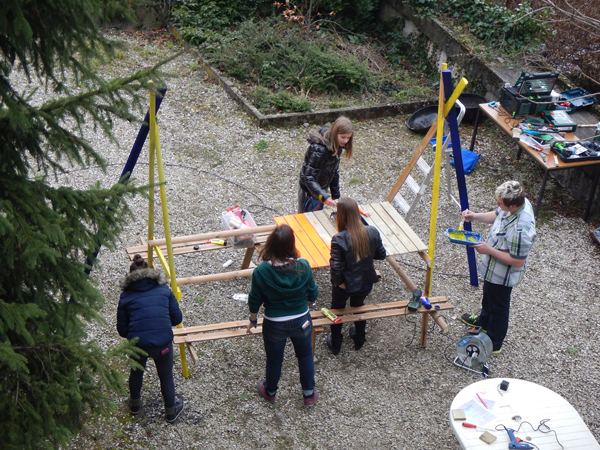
[324,197,337,207]
[246,321,256,334]
[462,209,475,222]
[338,282,346,289]
[470,242,492,254]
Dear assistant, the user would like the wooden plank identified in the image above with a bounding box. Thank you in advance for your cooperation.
[363,203,407,255]
[369,202,413,254]
[176,268,255,285]
[295,213,331,261]
[379,201,427,252]
[273,216,317,267]
[126,232,272,259]
[174,326,264,344]
[147,224,277,247]
[311,210,338,237]
[303,212,333,246]
[360,204,400,255]
[275,215,329,268]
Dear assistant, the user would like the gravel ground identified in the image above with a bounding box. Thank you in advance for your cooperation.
[23,30,600,449]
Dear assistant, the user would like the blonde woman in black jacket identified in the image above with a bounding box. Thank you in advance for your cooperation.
[327,198,386,355]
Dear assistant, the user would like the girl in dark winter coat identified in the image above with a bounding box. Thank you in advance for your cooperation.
[298,116,354,213]
[117,254,184,423]
[327,198,386,355]
[246,224,320,406]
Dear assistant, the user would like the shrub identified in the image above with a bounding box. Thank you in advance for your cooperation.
[249,87,312,114]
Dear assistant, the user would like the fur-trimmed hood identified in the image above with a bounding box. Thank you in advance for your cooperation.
[120,268,169,291]
[307,126,331,150]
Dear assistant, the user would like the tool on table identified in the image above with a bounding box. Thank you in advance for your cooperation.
[553,154,559,167]
[539,151,548,163]
[320,307,342,324]
[407,288,422,312]
[207,239,227,246]
[505,428,533,449]
[420,296,432,310]
[462,423,496,432]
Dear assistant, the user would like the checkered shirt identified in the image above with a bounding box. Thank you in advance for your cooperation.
[478,198,536,287]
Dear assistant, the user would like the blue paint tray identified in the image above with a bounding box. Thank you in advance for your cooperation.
[445,228,482,245]
[561,88,597,111]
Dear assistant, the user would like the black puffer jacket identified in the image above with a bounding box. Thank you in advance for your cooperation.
[117,268,183,348]
[330,226,386,294]
[299,126,343,201]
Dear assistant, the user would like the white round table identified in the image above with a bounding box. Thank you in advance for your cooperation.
[449,378,599,449]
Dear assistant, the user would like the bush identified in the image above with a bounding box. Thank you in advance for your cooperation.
[249,86,312,114]
[201,17,373,94]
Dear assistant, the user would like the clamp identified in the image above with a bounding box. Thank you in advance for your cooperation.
[539,152,548,163]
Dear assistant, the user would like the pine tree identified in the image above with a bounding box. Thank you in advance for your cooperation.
[0,2,181,448]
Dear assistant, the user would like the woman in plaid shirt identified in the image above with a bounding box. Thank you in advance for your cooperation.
[460,181,536,354]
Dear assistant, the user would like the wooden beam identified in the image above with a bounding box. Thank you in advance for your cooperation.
[176,268,255,285]
[385,255,418,292]
[147,224,277,247]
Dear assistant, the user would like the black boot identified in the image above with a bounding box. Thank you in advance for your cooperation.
[326,335,342,355]
[166,398,184,424]
[349,326,366,351]
[128,397,140,415]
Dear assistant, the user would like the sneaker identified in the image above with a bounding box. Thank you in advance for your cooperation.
[461,313,480,327]
[166,398,184,424]
[303,389,319,406]
[257,381,276,403]
[128,397,140,415]
[492,348,502,354]
[349,326,365,351]
[326,336,341,356]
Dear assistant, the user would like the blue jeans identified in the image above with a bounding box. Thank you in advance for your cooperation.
[129,343,176,408]
[302,195,324,213]
[478,281,512,352]
[262,312,315,396]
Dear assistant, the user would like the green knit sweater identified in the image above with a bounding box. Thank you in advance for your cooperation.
[248,258,318,317]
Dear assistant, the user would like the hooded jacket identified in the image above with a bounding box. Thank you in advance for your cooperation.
[330,226,387,294]
[299,126,342,202]
[248,258,318,318]
[117,268,183,348]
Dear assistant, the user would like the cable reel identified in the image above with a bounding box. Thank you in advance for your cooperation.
[453,326,492,377]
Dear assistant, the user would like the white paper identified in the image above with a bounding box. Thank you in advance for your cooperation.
[458,398,497,426]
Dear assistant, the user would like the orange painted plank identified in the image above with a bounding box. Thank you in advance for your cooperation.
[273,216,316,267]
[295,213,331,262]
[274,215,329,268]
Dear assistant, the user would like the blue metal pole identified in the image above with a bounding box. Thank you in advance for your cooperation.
[442,70,478,286]
[84,88,168,276]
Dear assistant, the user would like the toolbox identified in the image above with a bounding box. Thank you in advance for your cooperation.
[500,71,559,117]
[540,110,578,133]
[560,87,597,111]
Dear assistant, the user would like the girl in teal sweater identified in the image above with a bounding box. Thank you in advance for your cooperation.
[246,224,319,406]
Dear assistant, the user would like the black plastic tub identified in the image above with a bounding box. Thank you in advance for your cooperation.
[406,104,458,134]
[458,94,487,123]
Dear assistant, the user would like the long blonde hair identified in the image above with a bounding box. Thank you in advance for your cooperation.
[336,198,369,261]
[325,116,354,158]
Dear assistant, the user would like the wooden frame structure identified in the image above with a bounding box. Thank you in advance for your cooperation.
[126,68,473,377]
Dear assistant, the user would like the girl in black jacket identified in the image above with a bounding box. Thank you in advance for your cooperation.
[117,254,184,423]
[327,198,386,355]
[298,116,354,213]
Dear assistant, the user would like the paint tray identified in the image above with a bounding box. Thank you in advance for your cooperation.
[445,228,482,245]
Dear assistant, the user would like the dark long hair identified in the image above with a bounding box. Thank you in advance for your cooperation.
[130,254,148,272]
[336,198,370,261]
[259,224,300,265]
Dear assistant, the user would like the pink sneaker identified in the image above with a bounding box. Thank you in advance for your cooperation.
[303,389,319,406]
[257,381,276,403]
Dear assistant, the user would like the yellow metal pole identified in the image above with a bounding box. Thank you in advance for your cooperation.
[147,82,156,268]
[426,67,468,297]
[151,95,189,379]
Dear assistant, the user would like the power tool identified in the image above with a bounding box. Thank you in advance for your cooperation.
[407,288,422,312]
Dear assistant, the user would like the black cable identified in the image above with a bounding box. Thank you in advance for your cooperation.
[495,420,564,450]
[394,257,472,279]
[61,161,283,216]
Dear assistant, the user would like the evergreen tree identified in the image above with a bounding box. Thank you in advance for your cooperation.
[0,2,181,448]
